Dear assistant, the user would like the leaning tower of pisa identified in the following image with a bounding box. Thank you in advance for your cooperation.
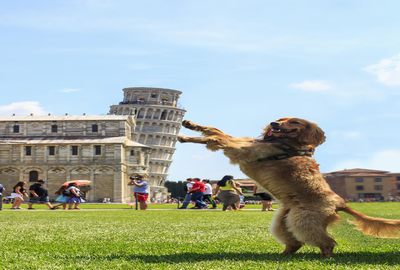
[109,87,186,201]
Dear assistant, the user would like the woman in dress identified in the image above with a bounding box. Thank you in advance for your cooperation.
[11,181,28,209]
[66,182,83,210]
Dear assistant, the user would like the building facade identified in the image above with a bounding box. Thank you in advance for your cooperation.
[324,168,400,201]
[0,115,151,203]
[109,87,186,201]
[225,169,400,202]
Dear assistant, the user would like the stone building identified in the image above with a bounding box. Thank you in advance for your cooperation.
[324,168,400,201]
[109,87,186,201]
[0,115,151,203]
[225,169,400,202]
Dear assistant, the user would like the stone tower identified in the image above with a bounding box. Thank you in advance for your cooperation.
[109,87,186,201]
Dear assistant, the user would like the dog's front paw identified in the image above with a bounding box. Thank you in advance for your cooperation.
[177,136,187,143]
[182,120,198,130]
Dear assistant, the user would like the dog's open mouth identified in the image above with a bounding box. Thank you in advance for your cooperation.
[267,127,297,136]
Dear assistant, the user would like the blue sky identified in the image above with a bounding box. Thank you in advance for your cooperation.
[1,0,400,181]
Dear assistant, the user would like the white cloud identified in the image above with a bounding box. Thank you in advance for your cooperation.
[289,80,332,92]
[365,54,400,86]
[0,101,47,116]
[332,149,400,172]
[60,88,80,93]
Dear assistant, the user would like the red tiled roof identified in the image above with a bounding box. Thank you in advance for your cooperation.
[327,168,389,175]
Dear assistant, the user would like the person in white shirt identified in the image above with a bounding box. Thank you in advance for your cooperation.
[179,178,193,209]
[202,179,216,209]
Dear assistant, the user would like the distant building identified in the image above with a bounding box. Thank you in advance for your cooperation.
[109,87,186,201]
[227,168,400,202]
[0,115,151,203]
[325,168,400,201]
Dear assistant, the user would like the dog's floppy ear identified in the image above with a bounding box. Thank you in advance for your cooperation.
[299,123,326,147]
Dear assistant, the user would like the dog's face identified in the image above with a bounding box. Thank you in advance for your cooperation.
[263,117,326,147]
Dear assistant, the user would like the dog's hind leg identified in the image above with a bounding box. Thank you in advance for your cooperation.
[270,207,304,255]
[286,208,337,257]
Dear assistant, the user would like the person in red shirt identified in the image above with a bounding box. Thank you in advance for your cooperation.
[189,178,207,209]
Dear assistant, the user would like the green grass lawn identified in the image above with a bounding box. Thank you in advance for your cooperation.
[1,203,400,270]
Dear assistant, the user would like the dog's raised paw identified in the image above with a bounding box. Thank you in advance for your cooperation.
[182,120,198,130]
[177,136,187,143]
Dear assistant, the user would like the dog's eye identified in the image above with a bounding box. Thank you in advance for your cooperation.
[290,121,301,125]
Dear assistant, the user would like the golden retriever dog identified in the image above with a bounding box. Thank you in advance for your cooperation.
[178,117,400,257]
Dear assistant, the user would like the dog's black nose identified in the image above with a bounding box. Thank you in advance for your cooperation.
[270,122,280,128]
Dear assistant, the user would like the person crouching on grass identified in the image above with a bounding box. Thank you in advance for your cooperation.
[130,174,149,210]
[188,178,207,209]
[28,179,56,210]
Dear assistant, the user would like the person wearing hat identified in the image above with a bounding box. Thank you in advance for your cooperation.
[130,174,149,210]
[28,179,56,210]
[213,175,243,211]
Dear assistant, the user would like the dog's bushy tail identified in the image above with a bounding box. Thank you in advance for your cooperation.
[340,206,400,238]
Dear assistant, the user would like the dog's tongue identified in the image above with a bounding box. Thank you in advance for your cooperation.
[267,130,273,136]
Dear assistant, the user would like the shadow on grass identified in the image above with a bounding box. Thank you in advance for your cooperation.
[67,251,400,265]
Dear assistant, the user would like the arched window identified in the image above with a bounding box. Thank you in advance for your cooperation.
[160,110,167,120]
[137,109,145,119]
[29,170,39,182]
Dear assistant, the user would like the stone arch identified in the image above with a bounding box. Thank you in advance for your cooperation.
[137,109,145,119]
[160,110,168,120]
[139,134,146,144]
[153,109,161,119]
[151,122,158,132]
[167,110,173,121]
[0,167,20,195]
[146,108,154,119]
[93,166,115,201]
[164,124,170,133]
[155,135,161,146]
[0,166,19,175]
[94,166,115,174]
[70,166,91,181]
[47,167,67,195]
[22,167,43,183]
[123,107,130,114]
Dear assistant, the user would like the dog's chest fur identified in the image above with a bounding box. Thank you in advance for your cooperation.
[238,156,335,205]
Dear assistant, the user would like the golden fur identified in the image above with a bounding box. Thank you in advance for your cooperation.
[178,117,400,257]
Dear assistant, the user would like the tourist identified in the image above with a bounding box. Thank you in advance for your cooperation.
[235,182,245,209]
[253,183,274,211]
[179,178,193,209]
[28,179,56,210]
[202,179,216,209]
[130,174,149,210]
[54,185,69,210]
[213,175,242,211]
[10,181,28,210]
[0,183,4,210]
[65,182,83,210]
[189,178,207,209]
